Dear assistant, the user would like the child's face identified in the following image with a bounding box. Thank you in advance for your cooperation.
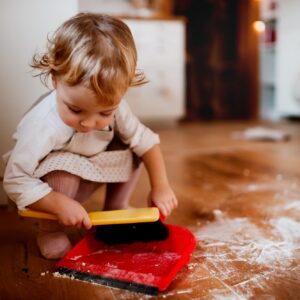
[54,79,120,132]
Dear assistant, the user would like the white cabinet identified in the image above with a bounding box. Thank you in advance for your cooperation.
[275,0,300,117]
[259,0,278,120]
[259,0,300,118]
[123,19,185,121]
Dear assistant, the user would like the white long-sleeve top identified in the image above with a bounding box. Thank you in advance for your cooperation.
[3,91,159,209]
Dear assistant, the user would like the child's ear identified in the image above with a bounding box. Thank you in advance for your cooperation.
[51,75,57,89]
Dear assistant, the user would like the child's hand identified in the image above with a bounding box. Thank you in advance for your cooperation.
[148,185,178,217]
[28,191,92,229]
[53,194,92,229]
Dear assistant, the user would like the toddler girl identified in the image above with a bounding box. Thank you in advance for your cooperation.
[3,13,177,259]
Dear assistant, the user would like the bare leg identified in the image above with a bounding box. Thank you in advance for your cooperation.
[104,164,143,210]
[37,171,80,259]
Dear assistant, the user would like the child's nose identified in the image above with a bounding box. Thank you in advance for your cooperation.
[80,117,97,129]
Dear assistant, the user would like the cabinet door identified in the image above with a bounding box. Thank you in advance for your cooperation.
[276,0,300,116]
[123,19,185,121]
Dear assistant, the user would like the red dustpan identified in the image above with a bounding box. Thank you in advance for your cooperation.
[55,224,196,295]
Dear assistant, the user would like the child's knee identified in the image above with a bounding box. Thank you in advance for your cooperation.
[41,171,81,198]
[42,170,81,184]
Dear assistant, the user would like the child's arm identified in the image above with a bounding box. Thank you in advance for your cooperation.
[114,100,177,215]
[27,191,92,229]
[142,144,178,217]
[3,100,91,229]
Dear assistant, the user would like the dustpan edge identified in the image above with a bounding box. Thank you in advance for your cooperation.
[54,267,159,295]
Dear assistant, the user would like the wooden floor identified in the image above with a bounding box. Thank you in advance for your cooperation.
[1,121,300,300]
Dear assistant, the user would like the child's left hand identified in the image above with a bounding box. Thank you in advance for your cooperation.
[148,185,178,217]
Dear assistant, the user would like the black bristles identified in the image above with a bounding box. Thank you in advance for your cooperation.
[55,267,159,295]
[95,220,169,245]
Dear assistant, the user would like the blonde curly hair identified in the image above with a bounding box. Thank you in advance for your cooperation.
[31,13,146,105]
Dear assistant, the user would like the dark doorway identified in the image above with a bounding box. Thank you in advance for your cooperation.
[173,0,259,120]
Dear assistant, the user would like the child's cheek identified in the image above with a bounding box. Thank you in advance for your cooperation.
[61,111,79,128]
[66,116,79,128]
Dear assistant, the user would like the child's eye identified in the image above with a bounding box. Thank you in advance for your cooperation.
[100,112,113,117]
[68,106,82,113]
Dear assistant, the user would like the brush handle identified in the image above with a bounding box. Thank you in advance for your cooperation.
[150,201,165,222]
[18,207,160,225]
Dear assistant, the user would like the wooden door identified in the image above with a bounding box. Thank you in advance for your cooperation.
[173,0,259,120]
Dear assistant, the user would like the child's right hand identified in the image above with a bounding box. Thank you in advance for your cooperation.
[28,191,92,230]
[53,194,92,230]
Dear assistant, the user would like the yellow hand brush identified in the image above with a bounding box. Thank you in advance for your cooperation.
[18,207,169,244]
[18,207,160,225]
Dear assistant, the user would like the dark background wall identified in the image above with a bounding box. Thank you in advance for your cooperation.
[172,0,259,121]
